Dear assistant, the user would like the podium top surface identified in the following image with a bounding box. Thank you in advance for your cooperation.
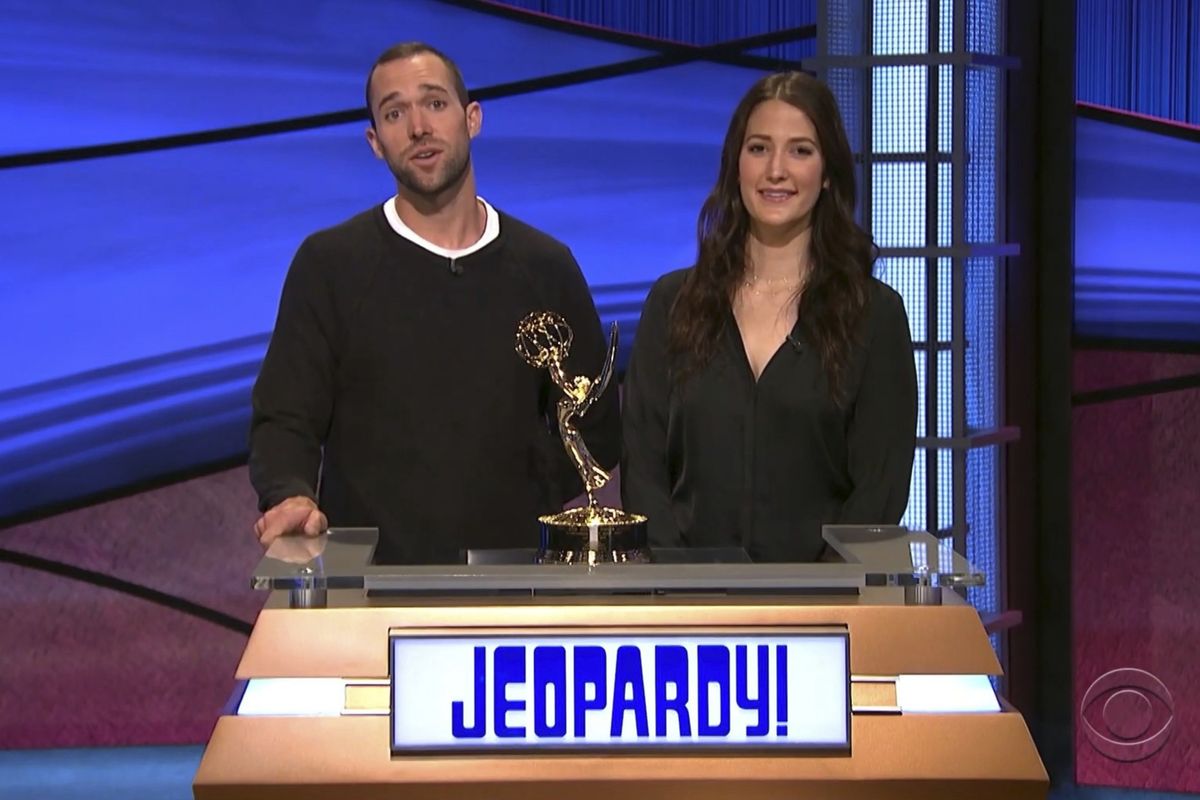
[252,526,982,596]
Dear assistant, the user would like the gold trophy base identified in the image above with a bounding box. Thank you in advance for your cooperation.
[538,506,649,565]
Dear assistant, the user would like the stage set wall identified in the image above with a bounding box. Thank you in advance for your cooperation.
[1068,0,1200,793]
[0,0,818,751]
[0,1,1114,793]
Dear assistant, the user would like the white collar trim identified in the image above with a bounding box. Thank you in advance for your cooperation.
[382,196,499,258]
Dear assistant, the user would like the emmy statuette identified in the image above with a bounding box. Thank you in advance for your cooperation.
[515,311,648,565]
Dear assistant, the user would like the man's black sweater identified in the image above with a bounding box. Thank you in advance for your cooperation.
[249,205,620,564]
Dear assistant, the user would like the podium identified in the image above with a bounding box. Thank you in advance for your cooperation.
[193,527,1047,799]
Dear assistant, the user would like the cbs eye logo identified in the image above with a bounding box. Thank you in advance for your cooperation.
[1079,668,1174,762]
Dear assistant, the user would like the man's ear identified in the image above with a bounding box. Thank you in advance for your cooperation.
[365,125,384,159]
[466,101,483,139]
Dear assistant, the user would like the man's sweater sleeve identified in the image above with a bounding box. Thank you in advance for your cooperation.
[248,238,338,512]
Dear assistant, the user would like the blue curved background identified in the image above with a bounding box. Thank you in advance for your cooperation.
[1074,114,1200,344]
[0,0,797,519]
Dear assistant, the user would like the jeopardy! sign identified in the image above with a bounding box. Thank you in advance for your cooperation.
[389,631,849,752]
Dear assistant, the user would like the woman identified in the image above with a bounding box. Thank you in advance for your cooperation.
[621,72,917,562]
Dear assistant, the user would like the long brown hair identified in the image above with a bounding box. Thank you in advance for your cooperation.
[668,71,875,402]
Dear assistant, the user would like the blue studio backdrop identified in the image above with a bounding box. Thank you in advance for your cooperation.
[1074,0,1200,344]
[0,0,817,520]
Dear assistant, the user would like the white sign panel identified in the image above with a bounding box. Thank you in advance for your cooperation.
[390,632,849,752]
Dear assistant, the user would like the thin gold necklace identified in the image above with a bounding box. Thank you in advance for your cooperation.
[743,270,805,296]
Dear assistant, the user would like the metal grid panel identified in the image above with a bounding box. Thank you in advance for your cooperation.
[938,63,953,153]
[872,66,927,152]
[913,349,929,449]
[846,0,1008,582]
[876,257,926,341]
[936,349,953,438]
[876,254,928,535]
[966,65,1000,242]
[967,446,1000,613]
[825,0,866,56]
[934,257,952,345]
[967,0,1000,54]
[939,0,954,52]
[937,164,953,247]
[825,68,865,152]
[871,163,926,246]
[904,450,956,537]
[936,448,954,531]
[965,256,998,429]
[902,452,965,537]
[902,450,955,537]
[872,0,928,55]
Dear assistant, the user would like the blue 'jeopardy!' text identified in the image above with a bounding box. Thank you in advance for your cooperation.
[450,643,789,740]
[390,634,850,751]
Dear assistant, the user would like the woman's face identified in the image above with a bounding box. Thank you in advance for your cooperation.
[738,99,827,242]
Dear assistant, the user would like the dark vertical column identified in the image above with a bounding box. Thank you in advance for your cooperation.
[1029,0,1079,785]
[950,0,968,558]
[924,0,941,538]
[1004,2,1078,785]
[1002,0,1040,724]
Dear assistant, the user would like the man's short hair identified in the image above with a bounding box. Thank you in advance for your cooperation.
[365,42,470,127]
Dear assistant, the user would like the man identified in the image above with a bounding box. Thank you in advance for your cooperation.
[249,42,619,564]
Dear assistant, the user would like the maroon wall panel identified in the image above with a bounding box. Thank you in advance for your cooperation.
[0,463,621,749]
[0,467,264,748]
[1072,349,1200,790]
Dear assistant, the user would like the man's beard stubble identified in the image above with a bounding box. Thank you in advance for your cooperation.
[392,140,471,200]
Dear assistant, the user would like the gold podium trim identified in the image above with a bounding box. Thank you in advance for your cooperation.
[285,674,903,717]
[345,681,390,714]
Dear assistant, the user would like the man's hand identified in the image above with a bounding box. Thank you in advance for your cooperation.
[253,496,328,547]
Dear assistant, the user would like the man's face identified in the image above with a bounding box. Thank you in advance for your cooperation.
[365,53,481,200]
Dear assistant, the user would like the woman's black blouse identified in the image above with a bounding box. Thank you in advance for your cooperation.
[620,268,918,562]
